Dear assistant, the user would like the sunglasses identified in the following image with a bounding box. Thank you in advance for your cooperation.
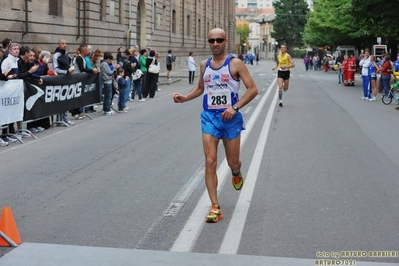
[208,38,225,44]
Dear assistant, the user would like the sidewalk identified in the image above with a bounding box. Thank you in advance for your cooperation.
[1,242,397,266]
[158,65,201,85]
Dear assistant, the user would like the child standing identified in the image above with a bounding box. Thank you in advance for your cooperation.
[116,68,129,112]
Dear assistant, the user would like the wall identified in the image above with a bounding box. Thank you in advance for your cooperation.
[0,0,236,69]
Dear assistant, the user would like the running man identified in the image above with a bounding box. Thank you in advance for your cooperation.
[173,28,258,223]
[272,44,295,107]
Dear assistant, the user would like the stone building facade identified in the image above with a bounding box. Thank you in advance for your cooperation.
[0,0,236,68]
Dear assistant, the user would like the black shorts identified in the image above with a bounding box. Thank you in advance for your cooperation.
[166,64,172,71]
[277,70,290,80]
[371,77,377,81]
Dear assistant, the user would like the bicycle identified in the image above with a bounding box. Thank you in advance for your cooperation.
[381,88,399,105]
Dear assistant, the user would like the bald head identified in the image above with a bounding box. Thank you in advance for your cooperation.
[208,28,226,39]
[207,28,228,57]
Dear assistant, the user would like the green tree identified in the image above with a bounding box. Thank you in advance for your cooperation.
[303,0,362,47]
[303,0,399,49]
[271,0,309,48]
[236,22,251,45]
[351,0,399,43]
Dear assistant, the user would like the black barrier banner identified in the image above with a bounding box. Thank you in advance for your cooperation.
[24,73,100,121]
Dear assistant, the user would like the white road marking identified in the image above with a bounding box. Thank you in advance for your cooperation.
[219,87,278,254]
[171,78,277,252]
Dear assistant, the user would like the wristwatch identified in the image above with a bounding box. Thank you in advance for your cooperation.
[232,104,239,112]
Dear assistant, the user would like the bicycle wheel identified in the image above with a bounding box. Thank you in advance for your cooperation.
[382,94,393,105]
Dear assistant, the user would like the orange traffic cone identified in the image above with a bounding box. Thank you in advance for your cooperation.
[0,206,22,246]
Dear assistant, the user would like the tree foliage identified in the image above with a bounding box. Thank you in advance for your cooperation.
[303,0,399,49]
[303,0,361,47]
[236,22,251,45]
[351,0,399,42]
[271,0,309,48]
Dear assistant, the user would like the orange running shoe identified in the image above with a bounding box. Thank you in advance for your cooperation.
[205,204,223,223]
[232,171,244,190]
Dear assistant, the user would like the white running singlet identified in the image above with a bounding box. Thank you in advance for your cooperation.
[202,55,240,111]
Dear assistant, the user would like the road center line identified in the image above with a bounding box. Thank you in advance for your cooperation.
[219,87,278,254]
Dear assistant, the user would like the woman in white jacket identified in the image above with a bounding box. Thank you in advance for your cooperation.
[188,52,196,84]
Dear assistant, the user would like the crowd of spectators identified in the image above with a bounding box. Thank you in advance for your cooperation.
[0,37,162,147]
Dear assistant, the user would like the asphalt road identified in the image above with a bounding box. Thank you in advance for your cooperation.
[1,60,398,265]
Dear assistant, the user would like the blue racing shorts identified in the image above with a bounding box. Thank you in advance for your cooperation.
[201,109,245,140]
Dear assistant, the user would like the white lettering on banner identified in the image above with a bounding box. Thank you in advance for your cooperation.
[45,82,82,103]
[84,83,96,92]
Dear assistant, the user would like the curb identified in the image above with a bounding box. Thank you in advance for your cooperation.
[158,78,183,86]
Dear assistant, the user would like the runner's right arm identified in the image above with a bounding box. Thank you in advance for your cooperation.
[173,59,206,103]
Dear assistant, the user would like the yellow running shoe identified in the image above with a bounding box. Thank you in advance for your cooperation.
[205,204,223,223]
[232,171,244,190]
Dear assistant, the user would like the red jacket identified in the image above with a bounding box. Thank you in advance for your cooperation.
[381,61,391,76]
[348,57,356,71]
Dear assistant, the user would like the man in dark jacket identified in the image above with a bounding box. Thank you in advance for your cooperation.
[53,39,75,126]
[335,51,344,83]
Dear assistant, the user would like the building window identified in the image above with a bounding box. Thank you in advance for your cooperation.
[49,0,62,16]
[153,2,157,29]
[119,0,124,24]
[100,0,106,21]
[110,1,115,16]
[187,15,191,36]
[172,10,176,34]
[163,5,166,31]
[198,19,201,38]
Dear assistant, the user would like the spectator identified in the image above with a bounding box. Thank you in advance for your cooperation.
[347,54,357,86]
[119,49,136,107]
[0,41,17,146]
[395,53,399,72]
[27,49,52,132]
[335,51,344,83]
[143,50,158,98]
[323,55,329,72]
[130,49,145,102]
[166,49,174,80]
[188,51,196,84]
[139,49,148,91]
[249,53,254,65]
[303,54,310,71]
[342,55,349,86]
[116,46,124,62]
[312,54,319,71]
[368,55,380,101]
[255,53,260,65]
[92,48,104,102]
[0,48,6,66]
[100,52,116,115]
[53,39,75,126]
[3,45,39,141]
[309,55,313,70]
[116,67,129,112]
[359,49,371,100]
[1,38,12,58]
[381,54,392,97]
[72,44,98,118]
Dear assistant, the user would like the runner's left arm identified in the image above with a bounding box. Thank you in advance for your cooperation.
[288,55,295,68]
[231,58,258,110]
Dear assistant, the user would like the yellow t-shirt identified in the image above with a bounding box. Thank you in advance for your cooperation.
[277,53,290,71]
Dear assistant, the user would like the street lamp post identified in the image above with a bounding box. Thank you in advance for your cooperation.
[274,41,279,61]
